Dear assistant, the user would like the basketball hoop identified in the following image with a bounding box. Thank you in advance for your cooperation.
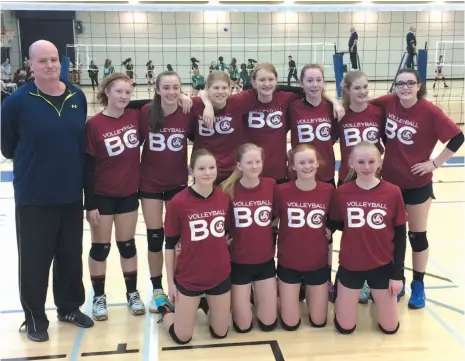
[0,30,16,46]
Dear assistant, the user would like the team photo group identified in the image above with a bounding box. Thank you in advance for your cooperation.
[1,39,464,345]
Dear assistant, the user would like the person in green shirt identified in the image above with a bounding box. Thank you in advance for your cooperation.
[228,58,239,93]
[191,68,205,96]
[215,56,227,71]
[239,63,252,90]
[103,59,114,79]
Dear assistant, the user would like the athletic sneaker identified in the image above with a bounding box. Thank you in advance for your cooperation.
[57,309,94,328]
[127,291,146,315]
[198,293,209,315]
[359,281,371,304]
[397,281,406,302]
[92,294,108,321]
[149,290,174,313]
[328,282,336,303]
[19,321,49,342]
[408,280,425,309]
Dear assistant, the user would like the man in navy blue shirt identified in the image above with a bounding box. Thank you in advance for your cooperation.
[406,26,417,68]
[348,26,359,70]
[1,40,94,342]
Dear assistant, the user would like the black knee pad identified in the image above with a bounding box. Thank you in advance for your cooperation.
[89,243,111,262]
[147,228,164,252]
[280,316,301,331]
[209,325,228,339]
[233,320,253,333]
[334,315,356,335]
[378,322,400,335]
[258,318,277,332]
[117,238,137,259]
[309,315,327,328]
[168,324,192,345]
[408,231,428,252]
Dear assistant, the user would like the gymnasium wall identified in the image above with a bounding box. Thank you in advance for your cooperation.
[73,10,464,84]
[1,11,21,72]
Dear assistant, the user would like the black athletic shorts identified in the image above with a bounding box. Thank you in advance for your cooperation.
[231,259,276,285]
[138,186,186,202]
[401,181,435,205]
[176,275,231,297]
[337,263,391,290]
[194,85,205,90]
[277,264,328,286]
[94,193,139,215]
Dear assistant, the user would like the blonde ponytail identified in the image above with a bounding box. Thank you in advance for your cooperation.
[344,168,357,183]
[220,168,242,199]
[220,142,264,199]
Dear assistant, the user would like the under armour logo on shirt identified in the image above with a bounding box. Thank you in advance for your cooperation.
[71,104,77,108]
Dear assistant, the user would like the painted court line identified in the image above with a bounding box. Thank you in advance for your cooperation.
[426,298,464,315]
[406,286,465,347]
[142,278,160,361]
[429,258,458,286]
[424,285,459,290]
[68,290,94,361]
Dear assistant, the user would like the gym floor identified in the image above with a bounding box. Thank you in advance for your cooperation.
[0,81,464,361]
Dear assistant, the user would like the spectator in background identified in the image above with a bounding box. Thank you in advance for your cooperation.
[349,26,359,70]
[406,26,417,69]
[88,60,99,91]
[287,55,298,85]
[1,58,11,82]
[103,58,114,78]
[13,69,27,87]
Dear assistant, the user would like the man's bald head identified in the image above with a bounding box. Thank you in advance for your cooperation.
[28,40,61,83]
[29,40,58,60]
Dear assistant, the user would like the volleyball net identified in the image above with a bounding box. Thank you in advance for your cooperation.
[3,2,464,126]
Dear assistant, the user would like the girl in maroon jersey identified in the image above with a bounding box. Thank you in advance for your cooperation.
[328,141,408,334]
[192,70,260,185]
[339,71,384,187]
[369,68,464,309]
[161,149,232,345]
[84,72,146,321]
[138,71,196,314]
[287,64,340,298]
[221,143,278,333]
[337,71,386,304]
[274,144,334,330]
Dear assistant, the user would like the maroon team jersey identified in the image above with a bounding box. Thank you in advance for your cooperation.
[289,98,339,182]
[371,95,462,189]
[85,109,144,197]
[330,180,408,271]
[229,177,276,264]
[338,104,385,182]
[245,92,297,181]
[139,104,195,193]
[165,187,231,291]
[191,92,259,181]
[275,181,334,271]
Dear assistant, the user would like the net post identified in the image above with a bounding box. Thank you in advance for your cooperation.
[61,56,70,82]
[417,49,428,87]
[333,52,344,99]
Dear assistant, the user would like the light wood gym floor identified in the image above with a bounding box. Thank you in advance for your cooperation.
[0,82,464,361]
